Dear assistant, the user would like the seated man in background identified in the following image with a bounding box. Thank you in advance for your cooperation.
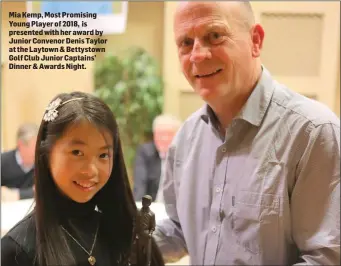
[1,123,38,201]
[133,114,182,202]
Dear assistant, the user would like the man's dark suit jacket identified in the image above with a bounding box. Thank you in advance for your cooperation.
[1,149,34,199]
[133,141,161,202]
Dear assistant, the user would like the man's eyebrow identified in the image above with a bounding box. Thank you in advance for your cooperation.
[206,23,229,32]
[175,32,187,41]
[176,24,228,41]
[175,25,195,42]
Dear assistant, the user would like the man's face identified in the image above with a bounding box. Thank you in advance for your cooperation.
[153,127,177,156]
[174,2,264,106]
[18,136,37,166]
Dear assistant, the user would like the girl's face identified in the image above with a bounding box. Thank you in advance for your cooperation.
[49,121,114,203]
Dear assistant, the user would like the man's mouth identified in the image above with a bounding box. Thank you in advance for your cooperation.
[195,69,223,78]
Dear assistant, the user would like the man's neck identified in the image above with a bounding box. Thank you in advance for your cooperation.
[15,150,33,172]
[212,93,248,130]
[158,151,166,160]
[211,65,262,131]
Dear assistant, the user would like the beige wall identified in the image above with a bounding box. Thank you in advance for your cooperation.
[1,2,164,151]
[336,56,340,117]
[252,2,340,111]
[162,2,198,119]
[97,2,164,69]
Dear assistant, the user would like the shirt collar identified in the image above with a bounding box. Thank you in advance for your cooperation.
[200,66,275,127]
[15,149,33,173]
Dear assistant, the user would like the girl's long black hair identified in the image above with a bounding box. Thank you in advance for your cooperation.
[34,91,164,266]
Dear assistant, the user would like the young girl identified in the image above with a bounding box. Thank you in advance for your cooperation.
[1,92,165,266]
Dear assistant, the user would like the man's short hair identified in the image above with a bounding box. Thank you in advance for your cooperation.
[152,114,182,132]
[240,1,255,28]
[17,123,39,144]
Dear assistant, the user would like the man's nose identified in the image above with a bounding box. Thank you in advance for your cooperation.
[190,39,212,63]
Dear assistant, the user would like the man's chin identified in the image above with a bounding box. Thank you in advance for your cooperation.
[198,87,217,101]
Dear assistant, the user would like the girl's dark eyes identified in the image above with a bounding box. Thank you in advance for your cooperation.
[99,153,110,159]
[71,150,110,159]
[71,150,83,156]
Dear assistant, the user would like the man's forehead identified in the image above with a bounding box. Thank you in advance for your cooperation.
[175,1,242,18]
[175,20,227,38]
[19,135,37,143]
[154,126,178,133]
[175,2,225,23]
[174,2,239,35]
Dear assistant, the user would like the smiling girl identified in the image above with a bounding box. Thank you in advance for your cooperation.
[1,92,164,266]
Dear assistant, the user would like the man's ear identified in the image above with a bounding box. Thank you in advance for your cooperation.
[17,139,23,150]
[251,24,265,58]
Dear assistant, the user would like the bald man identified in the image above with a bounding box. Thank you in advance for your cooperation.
[153,2,340,265]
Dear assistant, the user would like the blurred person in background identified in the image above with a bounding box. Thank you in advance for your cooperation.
[133,114,182,202]
[1,123,38,201]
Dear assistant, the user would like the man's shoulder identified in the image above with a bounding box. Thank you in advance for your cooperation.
[1,149,16,161]
[163,108,204,160]
[173,106,206,141]
[1,149,17,168]
[137,141,157,156]
[272,83,340,128]
[183,106,207,126]
[139,141,155,150]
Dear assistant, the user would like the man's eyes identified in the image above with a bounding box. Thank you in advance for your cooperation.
[180,38,194,47]
[179,31,224,48]
[207,32,224,43]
